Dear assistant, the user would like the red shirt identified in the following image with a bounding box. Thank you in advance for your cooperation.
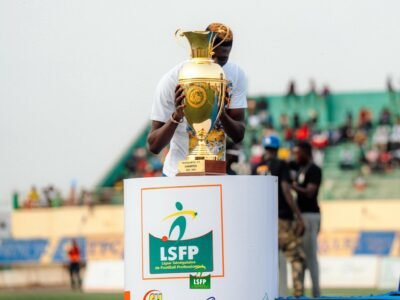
[68,246,80,263]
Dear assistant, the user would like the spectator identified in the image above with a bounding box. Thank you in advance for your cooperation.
[379,151,392,171]
[320,85,331,98]
[346,111,354,125]
[365,147,380,171]
[279,113,289,130]
[291,141,322,297]
[358,108,373,131]
[306,79,317,100]
[262,125,277,139]
[286,80,298,98]
[250,142,264,166]
[43,185,56,207]
[308,110,318,128]
[339,113,354,142]
[353,174,367,191]
[248,112,261,129]
[247,98,257,116]
[339,147,357,170]
[67,179,78,206]
[354,129,368,146]
[26,186,40,208]
[253,135,305,297]
[311,132,328,167]
[379,108,392,126]
[389,116,400,150]
[373,125,390,151]
[295,123,310,141]
[256,97,268,111]
[259,110,274,127]
[387,76,395,93]
[81,190,94,207]
[387,76,397,104]
[293,113,301,129]
[67,239,82,290]
[327,127,341,145]
[12,191,19,209]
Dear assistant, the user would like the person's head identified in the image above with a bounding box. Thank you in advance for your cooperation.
[293,140,313,165]
[262,135,280,159]
[206,22,233,67]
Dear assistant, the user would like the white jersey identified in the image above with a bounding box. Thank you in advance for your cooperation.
[150,61,247,176]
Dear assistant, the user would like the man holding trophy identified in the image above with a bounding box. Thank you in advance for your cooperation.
[147,22,247,176]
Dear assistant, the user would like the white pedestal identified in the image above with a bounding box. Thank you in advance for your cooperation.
[124,175,278,300]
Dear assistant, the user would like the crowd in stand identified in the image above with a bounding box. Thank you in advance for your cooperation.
[244,99,400,190]
[13,182,115,209]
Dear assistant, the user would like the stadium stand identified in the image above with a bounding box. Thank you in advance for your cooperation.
[96,89,400,202]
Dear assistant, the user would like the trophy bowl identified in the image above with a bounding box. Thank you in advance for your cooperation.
[176,30,228,166]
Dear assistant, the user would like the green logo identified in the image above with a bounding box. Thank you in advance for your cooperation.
[190,274,211,289]
[149,201,213,274]
[190,264,211,289]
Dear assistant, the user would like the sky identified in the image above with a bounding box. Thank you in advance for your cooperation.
[1,0,400,207]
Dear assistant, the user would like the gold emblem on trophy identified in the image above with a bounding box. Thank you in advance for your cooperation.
[175,28,229,175]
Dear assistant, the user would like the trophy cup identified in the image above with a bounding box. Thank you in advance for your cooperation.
[175,28,229,175]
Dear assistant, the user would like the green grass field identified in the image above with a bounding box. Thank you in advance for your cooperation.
[0,289,392,300]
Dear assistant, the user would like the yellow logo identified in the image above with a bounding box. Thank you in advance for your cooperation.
[187,86,207,108]
[143,290,162,300]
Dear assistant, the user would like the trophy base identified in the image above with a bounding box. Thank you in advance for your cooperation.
[177,160,226,176]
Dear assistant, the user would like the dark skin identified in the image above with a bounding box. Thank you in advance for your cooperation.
[264,149,305,236]
[292,146,319,199]
[147,44,246,155]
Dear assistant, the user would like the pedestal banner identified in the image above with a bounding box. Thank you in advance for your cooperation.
[124,175,278,300]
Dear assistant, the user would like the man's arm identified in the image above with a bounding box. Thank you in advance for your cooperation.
[281,181,305,236]
[147,85,185,154]
[220,108,246,143]
[292,182,319,199]
[147,120,178,154]
[292,166,322,198]
[220,67,247,144]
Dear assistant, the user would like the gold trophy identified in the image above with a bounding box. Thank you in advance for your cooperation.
[176,29,229,175]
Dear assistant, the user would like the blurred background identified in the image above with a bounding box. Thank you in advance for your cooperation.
[1,0,400,299]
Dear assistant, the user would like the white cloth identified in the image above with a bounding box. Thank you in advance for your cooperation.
[151,61,247,176]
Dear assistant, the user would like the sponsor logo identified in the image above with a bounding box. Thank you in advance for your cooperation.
[143,290,162,300]
[149,201,213,274]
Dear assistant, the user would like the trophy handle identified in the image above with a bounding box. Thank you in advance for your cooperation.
[211,25,231,50]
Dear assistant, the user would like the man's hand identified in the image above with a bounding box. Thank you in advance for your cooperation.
[220,86,231,118]
[295,217,305,237]
[224,86,231,109]
[172,85,186,122]
[147,85,186,154]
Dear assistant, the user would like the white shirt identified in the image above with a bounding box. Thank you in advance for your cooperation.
[151,61,247,176]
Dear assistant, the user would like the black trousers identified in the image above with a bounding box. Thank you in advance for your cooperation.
[69,262,82,290]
